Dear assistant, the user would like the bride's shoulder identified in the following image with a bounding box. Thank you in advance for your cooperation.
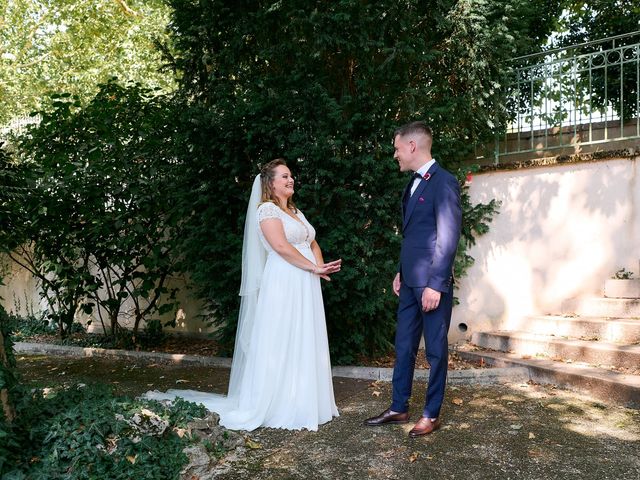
[257,201,281,221]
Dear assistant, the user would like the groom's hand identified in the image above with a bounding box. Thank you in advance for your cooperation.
[392,273,401,296]
[421,287,441,312]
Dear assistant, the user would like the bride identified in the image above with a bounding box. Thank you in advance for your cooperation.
[146,159,341,431]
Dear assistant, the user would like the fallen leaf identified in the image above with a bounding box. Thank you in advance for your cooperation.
[452,398,464,406]
[408,452,419,463]
[176,379,189,384]
[174,428,188,438]
[528,432,536,439]
[126,455,137,464]
[245,439,262,449]
[459,423,470,429]
[510,424,523,430]
[372,390,381,397]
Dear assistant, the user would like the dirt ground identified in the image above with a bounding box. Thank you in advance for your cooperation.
[16,354,640,480]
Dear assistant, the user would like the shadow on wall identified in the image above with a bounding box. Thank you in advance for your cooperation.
[453,157,640,340]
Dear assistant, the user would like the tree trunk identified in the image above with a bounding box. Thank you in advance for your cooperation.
[0,328,16,423]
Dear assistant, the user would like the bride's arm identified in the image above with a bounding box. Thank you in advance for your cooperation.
[260,219,340,276]
[310,240,325,266]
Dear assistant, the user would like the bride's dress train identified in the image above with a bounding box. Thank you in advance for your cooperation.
[145,198,338,431]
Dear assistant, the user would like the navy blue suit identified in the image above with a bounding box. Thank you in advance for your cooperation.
[391,161,462,419]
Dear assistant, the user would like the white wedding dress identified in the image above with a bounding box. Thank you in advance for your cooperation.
[145,199,339,432]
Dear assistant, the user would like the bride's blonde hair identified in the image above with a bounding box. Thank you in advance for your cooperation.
[260,158,297,212]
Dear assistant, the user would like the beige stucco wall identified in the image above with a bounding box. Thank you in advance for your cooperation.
[0,256,213,336]
[450,156,640,342]
[0,256,44,316]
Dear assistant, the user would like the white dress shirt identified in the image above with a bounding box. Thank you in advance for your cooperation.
[410,158,436,196]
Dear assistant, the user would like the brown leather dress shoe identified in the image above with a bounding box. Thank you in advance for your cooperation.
[364,408,410,426]
[409,417,441,437]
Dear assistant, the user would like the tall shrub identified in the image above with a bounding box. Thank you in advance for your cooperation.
[166,0,561,362]
[11,81,183,340]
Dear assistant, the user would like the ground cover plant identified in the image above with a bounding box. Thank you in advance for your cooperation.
[1,382,208,479]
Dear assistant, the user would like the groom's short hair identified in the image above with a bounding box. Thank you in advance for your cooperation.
[394,121,433,140]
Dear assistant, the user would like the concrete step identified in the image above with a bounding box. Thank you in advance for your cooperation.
[455,346,640,408]
[561,297,640,318]
[471,331,640,370]
[516,315,640,343]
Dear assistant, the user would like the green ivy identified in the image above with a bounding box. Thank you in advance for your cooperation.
[2,384,205,479]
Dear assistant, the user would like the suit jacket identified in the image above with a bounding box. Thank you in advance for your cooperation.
[399,161,462,292]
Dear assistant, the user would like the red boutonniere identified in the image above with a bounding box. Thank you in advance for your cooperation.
[465,172,473,186]
[422,172,431,181]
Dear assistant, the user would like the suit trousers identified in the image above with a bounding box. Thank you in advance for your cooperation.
[390,281,453,418]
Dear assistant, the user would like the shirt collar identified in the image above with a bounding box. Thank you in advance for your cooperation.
[415,158,436,177]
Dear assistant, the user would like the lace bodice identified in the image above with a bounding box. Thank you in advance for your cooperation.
[256,202,316,252]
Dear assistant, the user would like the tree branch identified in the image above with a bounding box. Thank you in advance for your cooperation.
[114,0,139,17]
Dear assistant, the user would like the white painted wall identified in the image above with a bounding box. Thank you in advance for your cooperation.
[450,156,640,342]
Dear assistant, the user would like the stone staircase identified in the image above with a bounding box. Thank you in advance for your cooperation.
[455,278,640,408]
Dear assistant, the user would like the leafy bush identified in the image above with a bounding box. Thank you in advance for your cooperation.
[9,81,183,341]
[164,0,555,363]
[1,384,206,479]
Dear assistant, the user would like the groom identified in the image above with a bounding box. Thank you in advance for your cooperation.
[365,121,462,437]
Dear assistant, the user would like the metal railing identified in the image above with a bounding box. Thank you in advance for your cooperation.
[495,31,640,164]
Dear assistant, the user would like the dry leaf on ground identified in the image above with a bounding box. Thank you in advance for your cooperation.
[245,439,262,449]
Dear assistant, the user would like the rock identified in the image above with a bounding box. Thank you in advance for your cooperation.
[187,413,244,450]
[117,407,170,443]
[179,414,246,479]
[180,444,218,480]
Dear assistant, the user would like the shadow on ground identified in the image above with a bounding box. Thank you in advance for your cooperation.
[17,355,640,480]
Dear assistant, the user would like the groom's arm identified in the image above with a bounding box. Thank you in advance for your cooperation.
[426,175,462,293]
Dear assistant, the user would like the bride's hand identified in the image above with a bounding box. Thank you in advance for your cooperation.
[314,259,342,281]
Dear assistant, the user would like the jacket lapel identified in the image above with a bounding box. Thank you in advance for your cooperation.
[401,176,413,219]
[402,162,439,230]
